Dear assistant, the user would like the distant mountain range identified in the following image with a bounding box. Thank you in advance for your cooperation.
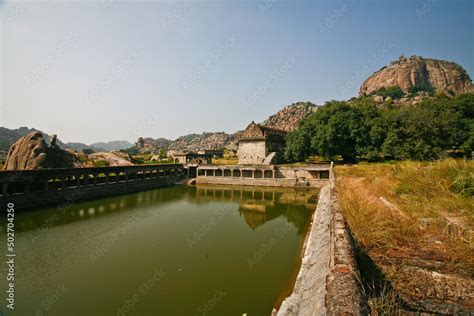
[0,126,133,157]
[135,101,318,154]
[0,101,318,158]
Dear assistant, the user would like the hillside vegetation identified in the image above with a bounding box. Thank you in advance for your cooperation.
[335,159,473,313]
[285,94,474,162]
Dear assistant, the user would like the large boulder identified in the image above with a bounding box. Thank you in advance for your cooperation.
[88,151,134,167]
[3,131,81,170]
[360,55,474,96]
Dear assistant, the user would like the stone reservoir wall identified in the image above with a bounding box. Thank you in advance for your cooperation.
[195,164,330,188]
[0,164,185,210]
[275,169,367,315]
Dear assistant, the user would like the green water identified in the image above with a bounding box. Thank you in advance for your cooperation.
[0,185,317,316]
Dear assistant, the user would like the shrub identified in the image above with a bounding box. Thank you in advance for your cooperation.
[408,82,435,95]
[93,160,108,167]
[370,86,405,100]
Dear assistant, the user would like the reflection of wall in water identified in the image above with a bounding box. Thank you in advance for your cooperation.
[193,185,318,232]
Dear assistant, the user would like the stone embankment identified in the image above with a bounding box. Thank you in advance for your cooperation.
[275,167,367,315]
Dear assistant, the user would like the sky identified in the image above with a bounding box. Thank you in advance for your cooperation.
[0,0,473,144]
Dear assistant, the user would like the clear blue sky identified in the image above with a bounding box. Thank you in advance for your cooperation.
[1,0,473,144]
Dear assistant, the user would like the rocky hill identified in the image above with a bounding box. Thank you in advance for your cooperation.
[131,102,317,154]
[3,132,82,170]
[168,132,237,152]
[91,140,132,151]
[360,55,474,96]
[262,101,317,131]
[0,126,137,158]
[135,137,173,154]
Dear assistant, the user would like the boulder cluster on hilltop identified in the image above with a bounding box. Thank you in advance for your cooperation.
[130,102,317,154]
[360,55,474,98]
[261,102,317,132]
[135,137,173,154]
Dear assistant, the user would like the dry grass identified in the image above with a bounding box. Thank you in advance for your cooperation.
[336,159,474,313]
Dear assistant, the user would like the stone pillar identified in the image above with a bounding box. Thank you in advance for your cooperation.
[272,170,276,178]
[240,169,243,178]
[125,173,129,183]
[105,174,109,184]
[252,170,255,178]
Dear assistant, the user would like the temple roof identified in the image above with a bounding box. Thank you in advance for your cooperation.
[238,121,286,141]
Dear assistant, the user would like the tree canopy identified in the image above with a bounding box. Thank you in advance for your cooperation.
[285,94,474,162]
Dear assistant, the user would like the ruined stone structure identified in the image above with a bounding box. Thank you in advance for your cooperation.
[237,122,286,165]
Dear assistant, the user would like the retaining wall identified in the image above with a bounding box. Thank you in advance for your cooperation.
[275,168,368,315]
[0,164,185,210]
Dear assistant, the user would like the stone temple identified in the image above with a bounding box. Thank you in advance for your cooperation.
[237,122,287,165]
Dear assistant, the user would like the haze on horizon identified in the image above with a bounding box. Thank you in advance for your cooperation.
[0,0,473,144]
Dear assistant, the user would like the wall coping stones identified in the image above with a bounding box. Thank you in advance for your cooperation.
[274,166,368,315]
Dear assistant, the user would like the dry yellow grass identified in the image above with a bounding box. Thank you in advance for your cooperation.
[336,159,474,313]
[336,158,474,274]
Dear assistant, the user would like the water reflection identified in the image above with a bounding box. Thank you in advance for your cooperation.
[0,184,319,316]
[11,185,319,234]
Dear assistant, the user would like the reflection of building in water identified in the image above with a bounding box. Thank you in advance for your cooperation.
[193,185,318,231]
[16,185,317,234]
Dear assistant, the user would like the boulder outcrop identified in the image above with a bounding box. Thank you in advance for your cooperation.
[3,131,81,170]
[262,102,317,132]
[360,55,474,96]
[88,151,134,167]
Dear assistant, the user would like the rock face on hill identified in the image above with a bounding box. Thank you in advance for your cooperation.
[3,132,81,170]
[360,55,474,96]
[135,137,173,154]
[131,102,317,153]
[88,151,134,167]
[262,102,317,132]
[168,132,237,152]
